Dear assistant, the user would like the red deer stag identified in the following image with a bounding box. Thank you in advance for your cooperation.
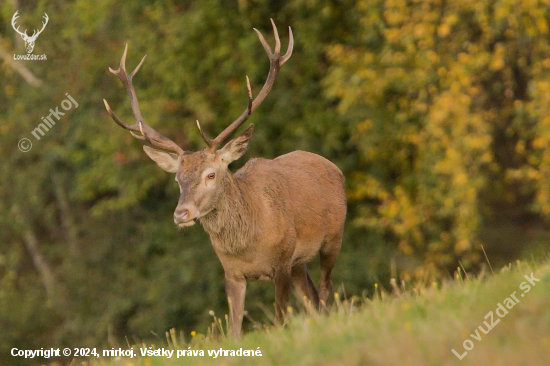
[103,20,346,337]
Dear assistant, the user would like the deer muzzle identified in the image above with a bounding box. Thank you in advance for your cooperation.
[174,205,199,227]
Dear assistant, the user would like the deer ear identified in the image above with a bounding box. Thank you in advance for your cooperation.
[143,146,180,173]
[218,124,254,164]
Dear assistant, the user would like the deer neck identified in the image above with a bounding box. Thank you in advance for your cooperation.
[199,173,254,254]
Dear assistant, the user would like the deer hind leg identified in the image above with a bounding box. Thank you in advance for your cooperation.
[319,234,342,308]
[291,264,319,311]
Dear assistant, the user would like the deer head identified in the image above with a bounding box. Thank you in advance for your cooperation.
[11,11,49,54]
[104,19,293,227]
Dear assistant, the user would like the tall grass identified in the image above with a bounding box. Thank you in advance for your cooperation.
[86,256,550,366]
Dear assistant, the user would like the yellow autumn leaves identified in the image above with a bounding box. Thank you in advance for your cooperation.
[325,0,550,272]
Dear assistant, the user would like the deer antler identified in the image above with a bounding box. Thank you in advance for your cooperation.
[197,18,294,152]
[11,11,28,38]
[103,44,184,156]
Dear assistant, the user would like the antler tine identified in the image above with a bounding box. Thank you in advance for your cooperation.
[108,43,129,76]
[138,121,153,145]
[103,99,131,129]
[271,19,281,56]
[203,19,293,152]
[196,120,215,149]
[131,54,147,78]
[254,28,272,58]
[280,27,294,65]
[104,44,184,156]
[246,75,253,114]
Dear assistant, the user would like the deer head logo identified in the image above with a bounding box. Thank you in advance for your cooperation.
[11,11,48,54]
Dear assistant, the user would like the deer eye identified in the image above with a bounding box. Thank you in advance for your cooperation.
[207,172,215,180]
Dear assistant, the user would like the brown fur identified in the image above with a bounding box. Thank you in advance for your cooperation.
[158,145,347,337]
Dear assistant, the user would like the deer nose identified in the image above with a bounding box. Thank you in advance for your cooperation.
[174,208,189,224]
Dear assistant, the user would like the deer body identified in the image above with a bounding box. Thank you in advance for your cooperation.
[104,20,346,337]
[206,151,346,335]
[202,151,345,259]
[205,150,345,272]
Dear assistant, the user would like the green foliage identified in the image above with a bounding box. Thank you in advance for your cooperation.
[1,0,550,361]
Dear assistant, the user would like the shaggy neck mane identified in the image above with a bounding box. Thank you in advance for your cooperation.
[199,173,254,254]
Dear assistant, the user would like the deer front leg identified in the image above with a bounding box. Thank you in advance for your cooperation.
[225,277,247,338]
[274,268,292,325]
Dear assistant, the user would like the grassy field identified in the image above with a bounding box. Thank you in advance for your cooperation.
[89,257,550,366]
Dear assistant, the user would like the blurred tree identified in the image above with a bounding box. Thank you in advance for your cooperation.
[325,0,550,275]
